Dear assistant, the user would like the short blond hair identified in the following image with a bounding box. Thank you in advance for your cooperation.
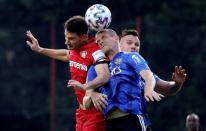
[96,29,117,37]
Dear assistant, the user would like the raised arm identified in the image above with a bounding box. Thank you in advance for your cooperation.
[155,66,187,96]
[26,30,69,62]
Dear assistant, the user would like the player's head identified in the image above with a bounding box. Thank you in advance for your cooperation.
[119,29,140,52]
[95,29,119,54]
[64,16,89,50]
[186,113,200,131]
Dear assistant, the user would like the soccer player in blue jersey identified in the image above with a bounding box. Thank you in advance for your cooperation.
[68,29,164,131]
[120,29,186,96]
[119,29,187,131]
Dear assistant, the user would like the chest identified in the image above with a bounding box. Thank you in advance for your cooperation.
[109,58,133,76]
[69,50,93,73]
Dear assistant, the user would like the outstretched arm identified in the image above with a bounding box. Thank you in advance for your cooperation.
[26,30,69,62]
[155,66,187,96]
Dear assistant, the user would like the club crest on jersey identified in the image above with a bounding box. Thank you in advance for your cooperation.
[80,51,87,58]
[115,58,122,65]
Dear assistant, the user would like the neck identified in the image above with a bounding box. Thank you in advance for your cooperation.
[80,41,87,47]
[107,44,120,60]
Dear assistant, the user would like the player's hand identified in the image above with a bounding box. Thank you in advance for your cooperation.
[89,91,108,111]
[144,88,164,102]
[172,66,187,87]
[83,93,93,109]
[26,30,42,52]
[67,80,85,90]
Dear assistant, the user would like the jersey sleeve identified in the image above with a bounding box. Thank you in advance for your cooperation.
[86,65,97,82]
[126,52,150,74]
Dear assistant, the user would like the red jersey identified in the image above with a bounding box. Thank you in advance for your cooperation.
[69,37,106,105]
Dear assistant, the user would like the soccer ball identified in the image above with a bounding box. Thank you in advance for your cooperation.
[85,4,112,31]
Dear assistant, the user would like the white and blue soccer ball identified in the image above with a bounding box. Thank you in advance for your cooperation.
[85,4,112,31]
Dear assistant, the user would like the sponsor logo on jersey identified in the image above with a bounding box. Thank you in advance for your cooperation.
[111,66,121,75]
[80,51,87,58]
[70,60,87,71]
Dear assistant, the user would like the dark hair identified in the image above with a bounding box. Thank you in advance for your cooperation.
[64,16,88,36]
[121,29,139,37]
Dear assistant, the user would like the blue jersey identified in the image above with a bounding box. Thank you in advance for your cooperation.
[86,52,158,125]
[139,74,160,126]
[103,52,150,116]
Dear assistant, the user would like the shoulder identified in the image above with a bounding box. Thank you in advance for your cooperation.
[81,40,106,63]
[87,37,98,48]
[83,41,100,53]
[119,52,141,60]
[78,41,100,57]
[122,52,146,64]
[123,51,140,57]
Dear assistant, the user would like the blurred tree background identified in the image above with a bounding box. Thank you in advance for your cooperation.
[0,0,206,131]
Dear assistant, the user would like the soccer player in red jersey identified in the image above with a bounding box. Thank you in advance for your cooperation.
[26,16,110,131]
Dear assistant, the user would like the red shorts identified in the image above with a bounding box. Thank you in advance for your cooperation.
[76,107,106,131]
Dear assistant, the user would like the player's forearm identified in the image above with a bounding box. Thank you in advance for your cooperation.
[144,75,156,90]
[155,80,182,96]
[83,94,93,109]
[167,81,182,95]
[84,63,110,90]
[37,47,69,62]
[84,73,110,90]
[141,70,156,90]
